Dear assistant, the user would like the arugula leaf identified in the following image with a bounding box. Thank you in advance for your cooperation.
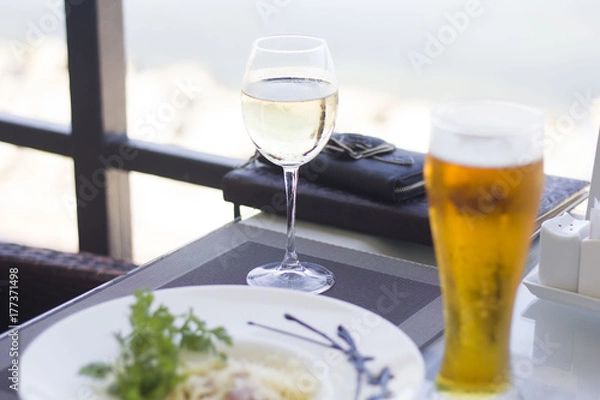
[79,290,232,400]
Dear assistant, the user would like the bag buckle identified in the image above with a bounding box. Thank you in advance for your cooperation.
[325,134,414,166]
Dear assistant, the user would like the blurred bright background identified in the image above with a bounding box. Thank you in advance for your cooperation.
[0,0,599,263]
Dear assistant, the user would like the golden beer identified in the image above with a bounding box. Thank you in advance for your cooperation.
[425,154,544,395]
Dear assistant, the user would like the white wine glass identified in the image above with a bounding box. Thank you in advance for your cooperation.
[241,35,338,293]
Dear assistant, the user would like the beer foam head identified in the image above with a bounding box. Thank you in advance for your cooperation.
[430,100,544,168]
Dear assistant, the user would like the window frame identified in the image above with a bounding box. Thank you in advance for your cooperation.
[0,0,240,259]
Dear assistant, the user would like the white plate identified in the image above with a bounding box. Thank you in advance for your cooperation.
[21,285,424,400]
[523,266,600,313]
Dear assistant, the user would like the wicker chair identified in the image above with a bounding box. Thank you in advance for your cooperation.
[0,242,136,332]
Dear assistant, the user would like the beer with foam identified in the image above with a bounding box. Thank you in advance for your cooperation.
[425,101,544,395]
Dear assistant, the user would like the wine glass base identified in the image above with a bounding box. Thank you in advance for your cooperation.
[246,262,335,294]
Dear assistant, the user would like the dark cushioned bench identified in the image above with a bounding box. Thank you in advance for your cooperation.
[0,242,136,332]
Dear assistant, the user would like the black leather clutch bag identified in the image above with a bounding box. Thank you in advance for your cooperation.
[223,134,590,245]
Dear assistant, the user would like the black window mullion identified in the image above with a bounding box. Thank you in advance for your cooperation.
[105,139,241,189]
[65,0,131,258]
[0,114,71,156]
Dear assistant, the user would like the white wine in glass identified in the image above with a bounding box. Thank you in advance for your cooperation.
[241,35,338,293]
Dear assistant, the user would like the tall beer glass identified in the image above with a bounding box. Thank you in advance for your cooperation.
[425,101,544,397]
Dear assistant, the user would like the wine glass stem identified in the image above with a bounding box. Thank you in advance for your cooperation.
[281,166,302,270]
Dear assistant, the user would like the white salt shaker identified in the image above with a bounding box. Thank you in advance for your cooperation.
[538,213,590,292]
[578,199,600,298]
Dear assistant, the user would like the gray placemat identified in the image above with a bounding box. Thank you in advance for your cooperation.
[163,241,441,347]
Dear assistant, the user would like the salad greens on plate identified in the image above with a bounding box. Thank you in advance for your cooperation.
[79,290,232,400]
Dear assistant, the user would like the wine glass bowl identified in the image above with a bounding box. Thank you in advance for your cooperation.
[241,35,338,293]
[241,77,337,166]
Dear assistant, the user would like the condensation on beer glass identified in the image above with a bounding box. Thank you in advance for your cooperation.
[430,100,544,168]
